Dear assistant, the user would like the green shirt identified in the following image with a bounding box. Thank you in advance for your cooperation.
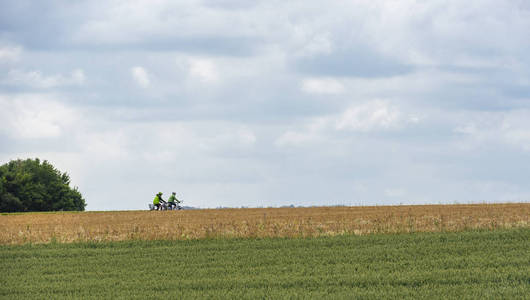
[168,195,178,203]
[153,196,160,205]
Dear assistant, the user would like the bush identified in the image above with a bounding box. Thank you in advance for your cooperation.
[0,158,86,212]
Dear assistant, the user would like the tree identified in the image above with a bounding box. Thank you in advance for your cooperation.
[0,158,86,212]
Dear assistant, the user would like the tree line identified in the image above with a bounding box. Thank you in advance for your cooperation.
[0,158,86,212]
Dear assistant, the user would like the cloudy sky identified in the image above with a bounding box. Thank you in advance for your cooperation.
[1,1,529,210]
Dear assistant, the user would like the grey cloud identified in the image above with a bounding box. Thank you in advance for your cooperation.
[0,1,82,49]
[0,135,79,154]
[1,1,530,209]
[0,1,262,57]
[101,36,261,56]
[294,49,414,78]
[201,0,260,10]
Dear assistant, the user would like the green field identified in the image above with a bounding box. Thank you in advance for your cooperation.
[1,229,529,299]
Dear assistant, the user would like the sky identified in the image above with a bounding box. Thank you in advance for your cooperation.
[1,0,529,210]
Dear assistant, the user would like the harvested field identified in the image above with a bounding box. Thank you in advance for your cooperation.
[1,203,529,244]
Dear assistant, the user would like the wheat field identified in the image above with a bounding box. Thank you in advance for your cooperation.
[1,203,528,244]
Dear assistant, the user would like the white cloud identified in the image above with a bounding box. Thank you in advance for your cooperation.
[453,110,530,151]
[275,130,319,147]
[290,28,334,57]
[2,1,530,209]
[5,69,86,88]
[0,45,21,63]
[275,100,416,147]
[301,78,344,94]
[335,100,401,131]
[236,127,257,145]
[79,130,132,159]
[0,94,78,138]
[131,66,150,88]
[188,58,219,83]
[197,126,257,152]
[71,69,86,84]
[504,130,530,151]
[492,112,530,151]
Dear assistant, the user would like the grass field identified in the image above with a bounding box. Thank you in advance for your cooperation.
[1,229,529,299]
[1,203,529,244]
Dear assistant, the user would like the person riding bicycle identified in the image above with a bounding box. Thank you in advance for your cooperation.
[153,192,164,210]
[167,192,180,210]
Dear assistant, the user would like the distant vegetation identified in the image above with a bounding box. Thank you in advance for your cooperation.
[0,158,86,212]
[1,229,528,298]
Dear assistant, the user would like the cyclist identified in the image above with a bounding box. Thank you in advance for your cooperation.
[153,192,164,210]
[167,192,180,210]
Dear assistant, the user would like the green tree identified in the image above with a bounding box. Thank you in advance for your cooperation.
[0,158,86,212]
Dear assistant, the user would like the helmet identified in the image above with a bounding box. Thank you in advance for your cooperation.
[172,192,176,195]
[157,192,162,196]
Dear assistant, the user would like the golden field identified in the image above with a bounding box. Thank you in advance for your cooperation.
[1,203,529,244]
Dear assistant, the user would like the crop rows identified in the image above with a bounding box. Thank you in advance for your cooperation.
[1,203,528,244]
[1,229,529,298]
